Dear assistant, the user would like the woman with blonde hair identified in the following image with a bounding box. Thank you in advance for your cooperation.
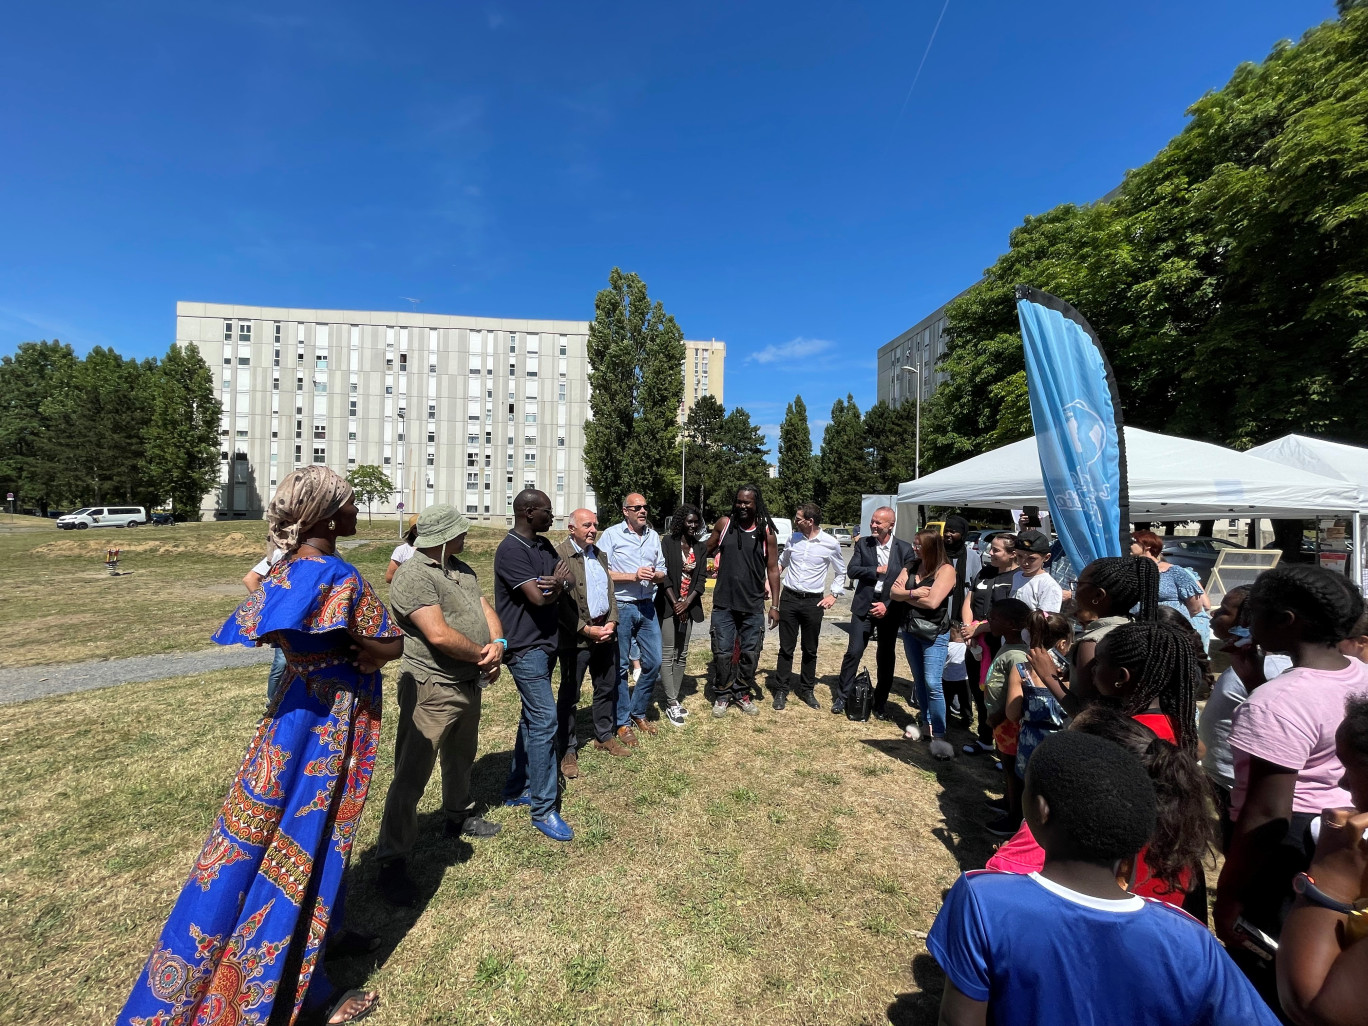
[119,466,404,1026]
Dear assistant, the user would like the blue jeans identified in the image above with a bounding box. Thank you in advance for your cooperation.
[502,648,559,820]
[266,646,287,703]
[710,607,766,701]
[616,600,662,725]
[902,631,949,738]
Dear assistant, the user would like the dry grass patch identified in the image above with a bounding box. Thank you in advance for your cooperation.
[0,634,1007,1025]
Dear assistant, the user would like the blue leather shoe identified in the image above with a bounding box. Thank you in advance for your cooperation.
[502,793,531,808]
[531,811,574,842]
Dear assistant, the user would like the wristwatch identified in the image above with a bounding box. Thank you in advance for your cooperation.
[1292,872,1355,914]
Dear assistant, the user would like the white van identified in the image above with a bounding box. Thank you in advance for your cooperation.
[56,505,147,530]
[771,517,794,552]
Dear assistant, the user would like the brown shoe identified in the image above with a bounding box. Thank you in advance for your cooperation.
[593,736,632,757]
[560,750,580,779]
[632,715,659,737]
[616,725,639,748]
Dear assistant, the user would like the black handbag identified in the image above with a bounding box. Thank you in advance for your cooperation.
[847,668,874,721]
[905,572,951,642]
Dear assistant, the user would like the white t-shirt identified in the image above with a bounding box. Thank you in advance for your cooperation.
[251,548,284,577]
[1010,570,1063,614]
[391,542,416,565]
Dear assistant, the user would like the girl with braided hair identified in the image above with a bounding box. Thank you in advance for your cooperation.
[1064,554,1162,711]
[1092,621,1201,753]
[1213,564,1368,994]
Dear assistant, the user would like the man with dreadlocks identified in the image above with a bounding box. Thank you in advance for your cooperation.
[705,483,782,717]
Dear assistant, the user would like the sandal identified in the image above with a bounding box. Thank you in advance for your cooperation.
[326,989,380,1024]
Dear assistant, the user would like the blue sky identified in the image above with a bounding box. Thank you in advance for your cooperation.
[0,1,1337,456]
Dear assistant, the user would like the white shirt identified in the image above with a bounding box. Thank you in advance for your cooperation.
[1010,570,1063,614]
[390,542,415,565]
[874,537,893,594]
[600,520,667,604]
[251,548,284,577]
[572,539,611,619]
[778,530,847,597]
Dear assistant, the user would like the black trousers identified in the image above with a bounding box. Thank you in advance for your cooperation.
[776,588,824,694]
[953,649,991,742]
[556,641,619,753]
[838,610,900,709]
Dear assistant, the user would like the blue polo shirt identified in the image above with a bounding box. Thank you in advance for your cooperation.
[493,531,561,656]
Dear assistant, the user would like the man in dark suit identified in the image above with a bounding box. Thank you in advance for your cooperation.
[835,506,912,716]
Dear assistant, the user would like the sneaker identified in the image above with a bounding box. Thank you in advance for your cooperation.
[665,703,687,727]
[712,699,730,718]
[962,740,993,755]
[984,797,1008,813]
[772,691,788,711]
[799,690,820,709]
[929,738,955,760]
[903,722,921,741]
[737,695,760,716]
[986,815,1019,838]
[678,704,690,717]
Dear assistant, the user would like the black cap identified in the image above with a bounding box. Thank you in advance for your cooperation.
[1016,529,1051,555]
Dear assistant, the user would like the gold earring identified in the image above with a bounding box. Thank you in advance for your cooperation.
[328,519,336,530]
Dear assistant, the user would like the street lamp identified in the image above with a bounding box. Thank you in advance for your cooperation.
[900,364,921,479]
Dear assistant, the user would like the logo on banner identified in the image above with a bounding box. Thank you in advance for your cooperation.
[1049,400,1110,516]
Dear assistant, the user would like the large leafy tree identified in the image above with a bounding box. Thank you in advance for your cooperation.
[774,394,816,516]
[928,5,1368,466]
[0,340,79,509]
[817,394,869,524]
[682,394,726,516]
[347,465,393,523]
[710,406,771,519]
[864,400,919,493]
[584,267,686,522]
[144,342,222,518]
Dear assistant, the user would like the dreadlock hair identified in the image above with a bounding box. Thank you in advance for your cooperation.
[669,503,701,539]
[1248,564,1366,644]
[1083,555,1160,622]
[731,484,776,538]
[1096,622,1201,755]
[1156,605,1216,699]
[1069,705,1215,893]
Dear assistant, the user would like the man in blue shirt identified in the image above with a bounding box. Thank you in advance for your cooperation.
[599,492,667,746]
[928,730,1279,1026]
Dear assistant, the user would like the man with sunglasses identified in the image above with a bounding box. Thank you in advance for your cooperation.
[600,492,668,746]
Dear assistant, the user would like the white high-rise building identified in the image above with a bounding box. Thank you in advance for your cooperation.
[179,302,727,525]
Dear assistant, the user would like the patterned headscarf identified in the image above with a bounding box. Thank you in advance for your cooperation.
[266,466,354,558]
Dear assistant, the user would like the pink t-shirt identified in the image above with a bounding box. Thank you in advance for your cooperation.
[1228,658,1368,819]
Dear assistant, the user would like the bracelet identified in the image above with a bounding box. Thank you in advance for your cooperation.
[493,638,507,648]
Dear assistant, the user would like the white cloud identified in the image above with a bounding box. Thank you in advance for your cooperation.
[747,336,835,365]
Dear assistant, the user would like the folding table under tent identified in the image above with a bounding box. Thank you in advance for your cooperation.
[895,425,1365,528]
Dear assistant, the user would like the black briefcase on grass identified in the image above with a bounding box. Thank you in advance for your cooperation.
[847,669,874,722]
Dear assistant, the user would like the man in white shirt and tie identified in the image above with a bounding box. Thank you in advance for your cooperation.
[773,502,847,710]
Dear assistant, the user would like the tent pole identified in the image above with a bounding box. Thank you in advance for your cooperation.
[1354,513,1365,597]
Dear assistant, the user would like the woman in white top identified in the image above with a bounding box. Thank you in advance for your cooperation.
[385,516,419,583]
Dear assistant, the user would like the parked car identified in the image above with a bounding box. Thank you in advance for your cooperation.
[832,527,853,545]
[771,517,794,551]
[56,505,148,530]
[1160,536,1243,585]
[151,511,176,526]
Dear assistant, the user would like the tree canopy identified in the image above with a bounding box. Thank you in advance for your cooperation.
[774,395,816,517]
[926,7,1368,469]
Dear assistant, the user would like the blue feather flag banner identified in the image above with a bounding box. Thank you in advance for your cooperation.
[1015,286,1129,570]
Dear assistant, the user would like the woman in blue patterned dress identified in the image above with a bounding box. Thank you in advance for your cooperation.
[118,467,404,1026]
[1131,530,1213,647]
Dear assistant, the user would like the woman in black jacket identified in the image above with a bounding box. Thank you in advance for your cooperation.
[657,504,707,726]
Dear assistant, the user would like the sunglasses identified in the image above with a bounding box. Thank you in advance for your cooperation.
[623,504,647,511]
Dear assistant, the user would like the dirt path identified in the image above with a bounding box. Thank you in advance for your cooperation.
[0,645,275,705]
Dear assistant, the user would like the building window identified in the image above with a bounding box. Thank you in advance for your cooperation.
[468,433,479,445]
[236,429,248,438]
[558,382,566,402]
[313,447,326,463]
[426,453,435,466]
[556,474,565,493]
[485,431,492,444]
[349,399,357,417]
[508,333,517,354]
[386,357,394,370]
[559,336,567,356]
[525,412,537,424]
[314,381,327,394]
[223,356,232,366]
[224,321,234,342]
[524,434,537,447]
[428,403,436,420]
[429,362,437,373]
[349,382,357,394]
[239,323,252,343]
[385,386,393,395]
[399,353,407,370]
[297,376,304,391]
[237,356,250,366]
[467,472,479,487]
[383,456,391,465]
[427,431,435,442]
[524,452,536,465]
[558,435,565,448]
[467,452,477,467]
[347,431,356,441]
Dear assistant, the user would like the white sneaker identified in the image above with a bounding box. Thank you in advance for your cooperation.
[665,703,687,727]
[903,722,922,741]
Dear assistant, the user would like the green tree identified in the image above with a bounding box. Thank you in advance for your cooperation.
[347,465,393,522]
[583,267,686,522]
[143,342,222,519]
[0,340,79,510]
[774,395,816,516]
[682,394,726,516]
[710,406,771,518]
[817,394,869,524]
[864,400,919,493]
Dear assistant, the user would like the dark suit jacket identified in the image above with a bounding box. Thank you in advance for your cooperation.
[656,535,708,624]
[847,535,914,619]
[555,537,620,650]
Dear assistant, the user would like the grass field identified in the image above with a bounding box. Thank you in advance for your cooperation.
[0,517,1011,1025]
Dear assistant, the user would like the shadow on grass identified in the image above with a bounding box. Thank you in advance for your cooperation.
[859,730,1000,875]
[886,953,945,1025]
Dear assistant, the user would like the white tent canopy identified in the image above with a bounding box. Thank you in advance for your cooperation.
[896,427,1365,521]
[1246,434,1368,511]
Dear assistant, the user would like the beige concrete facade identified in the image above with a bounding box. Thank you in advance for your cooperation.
[180,302,597,525]
[682,338,726,421]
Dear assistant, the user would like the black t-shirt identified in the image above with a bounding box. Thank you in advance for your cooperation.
[494,531,561,656]
[968,565,1014,621]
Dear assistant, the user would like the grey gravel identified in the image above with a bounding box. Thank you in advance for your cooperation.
[0,645,275,706]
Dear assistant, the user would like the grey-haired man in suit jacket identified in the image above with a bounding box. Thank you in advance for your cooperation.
[835,506,913,716]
